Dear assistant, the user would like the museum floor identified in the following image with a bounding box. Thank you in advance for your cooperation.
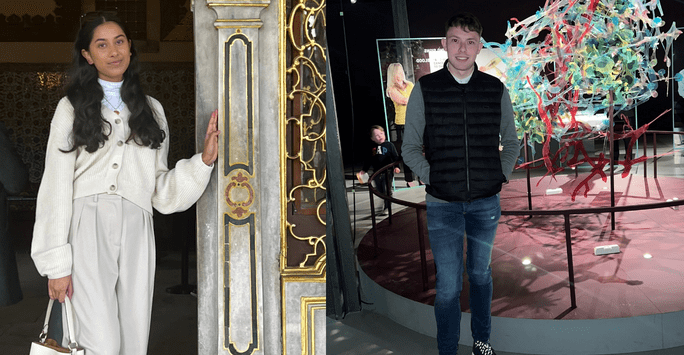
[329,136,684,355]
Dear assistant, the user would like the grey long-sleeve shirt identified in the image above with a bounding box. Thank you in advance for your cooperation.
[401,77,520,203]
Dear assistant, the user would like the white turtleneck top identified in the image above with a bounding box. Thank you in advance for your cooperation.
[98,78,125,113]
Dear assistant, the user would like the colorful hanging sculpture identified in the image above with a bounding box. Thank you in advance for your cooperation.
[481,0,682,199]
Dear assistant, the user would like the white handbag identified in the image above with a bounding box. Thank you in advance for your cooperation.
[30,297,85,355]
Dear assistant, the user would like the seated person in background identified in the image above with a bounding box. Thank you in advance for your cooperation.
[358,125,400,214]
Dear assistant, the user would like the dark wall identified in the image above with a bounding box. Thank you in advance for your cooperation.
[328,0,396,170]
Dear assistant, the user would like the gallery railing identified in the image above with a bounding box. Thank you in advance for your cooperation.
[365,130,684,312]
[367,161,430,291]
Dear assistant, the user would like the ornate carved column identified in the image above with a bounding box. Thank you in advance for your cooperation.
[208,1,269,354]
[194,0,326,354]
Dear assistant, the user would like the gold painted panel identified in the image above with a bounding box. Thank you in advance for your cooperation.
[219,23,260,354]
[300,297,326,355]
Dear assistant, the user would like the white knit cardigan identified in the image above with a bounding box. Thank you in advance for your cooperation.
[31,96,213,279]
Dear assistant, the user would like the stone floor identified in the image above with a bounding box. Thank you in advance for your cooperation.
[0,250,198,355]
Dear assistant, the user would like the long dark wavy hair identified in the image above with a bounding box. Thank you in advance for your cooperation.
[62,12,165,153]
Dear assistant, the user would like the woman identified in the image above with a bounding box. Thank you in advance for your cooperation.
[386,63,417,186]
[30,13,219,355]
[386,63,413,127]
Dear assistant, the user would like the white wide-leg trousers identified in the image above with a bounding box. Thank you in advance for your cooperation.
[67,194,156,355]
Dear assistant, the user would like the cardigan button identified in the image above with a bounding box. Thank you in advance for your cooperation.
[112,163,119,169]
[109,185,116,191]
[115,119,121,124]
[117,140,124,146]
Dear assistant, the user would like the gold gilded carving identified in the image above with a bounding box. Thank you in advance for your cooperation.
[281,0,327,276]
[286,223,326,270]
[207,0,269,7]
[280,277,325,354]
[300,296,325,355]
[215,19,263,29]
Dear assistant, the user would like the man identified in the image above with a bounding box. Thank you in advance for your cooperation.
[402,13,519,355]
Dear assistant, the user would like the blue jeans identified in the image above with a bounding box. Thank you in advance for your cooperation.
[373,172,393,210]
[426,194,500,354]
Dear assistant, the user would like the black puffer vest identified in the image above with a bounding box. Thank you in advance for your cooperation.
[421,67,506,202]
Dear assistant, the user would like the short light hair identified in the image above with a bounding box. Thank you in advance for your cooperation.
[369,125,385,136]
[444,12,482,37]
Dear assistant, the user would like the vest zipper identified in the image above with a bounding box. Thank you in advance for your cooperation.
[462,88,470,198]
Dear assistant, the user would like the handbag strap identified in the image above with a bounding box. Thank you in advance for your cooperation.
[38,299,54,343]
[63,297,80,350]
[40,297,81,351]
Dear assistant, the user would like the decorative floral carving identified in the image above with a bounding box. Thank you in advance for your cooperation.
[225,172,254,219]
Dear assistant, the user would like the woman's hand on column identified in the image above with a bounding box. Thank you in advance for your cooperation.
[202,109,220,166]
[48,275,73,303]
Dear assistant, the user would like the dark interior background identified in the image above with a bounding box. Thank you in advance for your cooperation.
[328,0,684,169]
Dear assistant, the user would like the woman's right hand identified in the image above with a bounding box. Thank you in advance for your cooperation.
[201,110,220,166]
[48,275,73,303]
